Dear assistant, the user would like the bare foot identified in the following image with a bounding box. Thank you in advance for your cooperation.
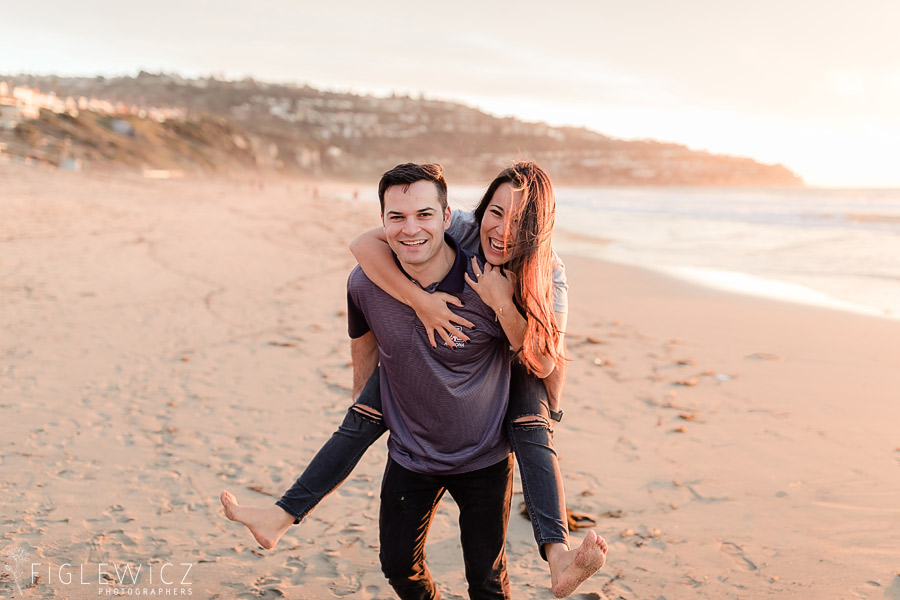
[547,530,609,598]
[220,490,295,550]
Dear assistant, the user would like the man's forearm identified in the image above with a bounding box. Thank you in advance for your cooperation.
[542,359,566,413]
[350,332,379,400]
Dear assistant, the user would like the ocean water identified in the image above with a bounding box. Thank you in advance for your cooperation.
[449,186,900,321]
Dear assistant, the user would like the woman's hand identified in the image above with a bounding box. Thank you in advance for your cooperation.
[464,256,515,313]
[409,289,474,348]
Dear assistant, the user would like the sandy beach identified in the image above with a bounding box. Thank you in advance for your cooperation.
[2,164,899,599]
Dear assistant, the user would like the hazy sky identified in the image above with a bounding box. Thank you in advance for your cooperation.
[3,0,898,186]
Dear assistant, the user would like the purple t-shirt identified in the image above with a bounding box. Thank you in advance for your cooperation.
[347,235,511,475]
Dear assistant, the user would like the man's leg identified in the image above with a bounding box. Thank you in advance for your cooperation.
[379,457,444,600]
[448,455,514,600]
[506,362,607,597]
[221,371,386,549]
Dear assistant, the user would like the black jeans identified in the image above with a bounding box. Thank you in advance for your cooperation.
[276,364,568,555]
[379,455,513,600]
[505,361,568,558]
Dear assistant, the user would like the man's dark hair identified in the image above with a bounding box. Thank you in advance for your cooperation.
[378,163,448,213]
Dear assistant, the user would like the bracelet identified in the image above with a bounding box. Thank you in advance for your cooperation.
[495,301,511,321]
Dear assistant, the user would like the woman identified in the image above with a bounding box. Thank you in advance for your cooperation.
[221,162,607,598]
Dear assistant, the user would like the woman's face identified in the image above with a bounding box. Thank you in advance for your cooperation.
[480,183,522,266]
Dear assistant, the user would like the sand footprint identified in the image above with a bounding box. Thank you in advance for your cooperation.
[720,541,757,571]
[330,573,362,597]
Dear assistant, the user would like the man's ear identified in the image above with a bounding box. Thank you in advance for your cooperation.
[443,206,452,230]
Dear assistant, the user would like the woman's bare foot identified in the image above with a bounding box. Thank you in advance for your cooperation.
[546,530,609,598]
[219,490,295,550]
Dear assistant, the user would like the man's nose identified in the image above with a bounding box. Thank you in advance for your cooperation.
[401,217,419,234]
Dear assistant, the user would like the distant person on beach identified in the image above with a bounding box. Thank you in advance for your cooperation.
[222,162,608,598]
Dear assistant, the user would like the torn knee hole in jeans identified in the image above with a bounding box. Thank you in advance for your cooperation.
[512,414,550,430]
[351,404,384,424]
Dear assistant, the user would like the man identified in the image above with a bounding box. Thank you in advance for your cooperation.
[222,163,515,599]
[347,163,514,599]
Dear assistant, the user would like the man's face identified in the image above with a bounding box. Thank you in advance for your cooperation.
[382,180,451,268]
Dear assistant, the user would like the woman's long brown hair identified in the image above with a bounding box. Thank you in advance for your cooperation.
[474,161,563,375]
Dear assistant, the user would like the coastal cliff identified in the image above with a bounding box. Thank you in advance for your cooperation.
[1,73,802,186]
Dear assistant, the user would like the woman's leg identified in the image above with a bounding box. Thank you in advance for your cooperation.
[275,369,387,520]
[506,361,568,554]
[221,370,387,549]
[506,361,607,598]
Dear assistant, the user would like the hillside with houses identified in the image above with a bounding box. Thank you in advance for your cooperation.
[0,73,803,186]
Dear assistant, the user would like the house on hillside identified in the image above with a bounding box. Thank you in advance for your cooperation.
[0,104,22,130]
[1,82,22,130]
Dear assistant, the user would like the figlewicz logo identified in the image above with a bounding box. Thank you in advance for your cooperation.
[3,546,29,596]
[2,543,194,597]
[32,561,194,596]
